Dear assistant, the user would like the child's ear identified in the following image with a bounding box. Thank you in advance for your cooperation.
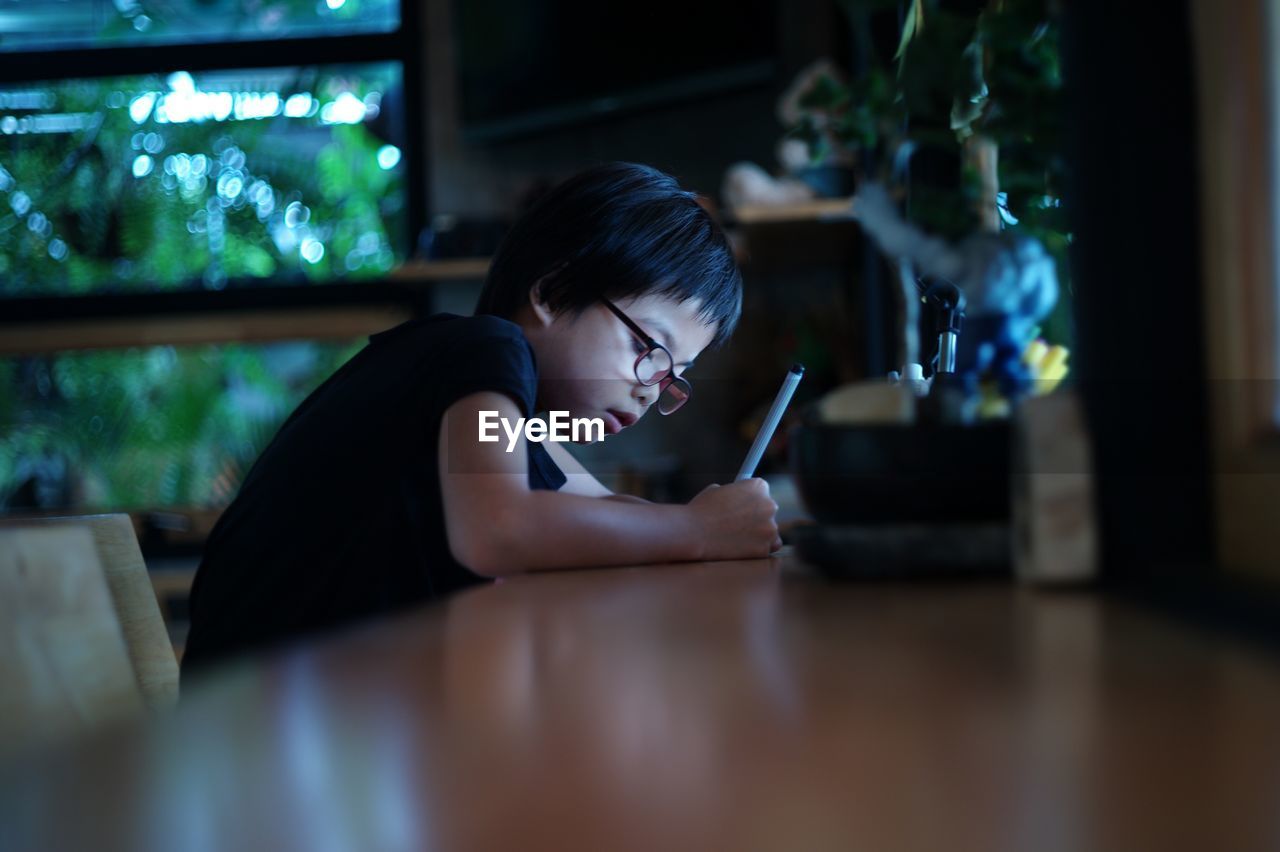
[528,274,557,328]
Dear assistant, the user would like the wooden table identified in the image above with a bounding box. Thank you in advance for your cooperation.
[4,550,1280,851]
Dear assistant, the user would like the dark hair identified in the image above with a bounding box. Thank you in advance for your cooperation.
[475,162,742,350]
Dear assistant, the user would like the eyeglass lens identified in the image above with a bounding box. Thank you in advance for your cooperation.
[635,348,673,385]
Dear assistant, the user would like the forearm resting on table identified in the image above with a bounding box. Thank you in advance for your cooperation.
[440,390,698,575]
[451,489,700,576]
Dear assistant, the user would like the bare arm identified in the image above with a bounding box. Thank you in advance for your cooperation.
[438,391,778,577]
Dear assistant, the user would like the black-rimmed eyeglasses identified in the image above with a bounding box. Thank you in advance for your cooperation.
[600,298,691,415]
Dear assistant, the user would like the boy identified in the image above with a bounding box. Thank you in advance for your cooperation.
[181,162,781,676]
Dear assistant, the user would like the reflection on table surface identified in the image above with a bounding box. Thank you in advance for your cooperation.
[5,550,1280,852]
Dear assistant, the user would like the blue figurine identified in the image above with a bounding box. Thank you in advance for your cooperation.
[854,183,1059,404]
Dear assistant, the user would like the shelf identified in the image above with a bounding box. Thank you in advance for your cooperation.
[0,304,413,356]
[728,197,857,225]
[390,257,491,281]
[0,259,497,355]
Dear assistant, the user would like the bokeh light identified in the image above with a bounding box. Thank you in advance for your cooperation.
[0,63,406,297]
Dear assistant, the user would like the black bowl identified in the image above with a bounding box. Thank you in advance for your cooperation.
[789,421,1011,525]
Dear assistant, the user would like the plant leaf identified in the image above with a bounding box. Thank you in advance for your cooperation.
[894,0,926,63]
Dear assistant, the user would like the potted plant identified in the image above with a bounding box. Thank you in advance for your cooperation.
[787,0,1072,546]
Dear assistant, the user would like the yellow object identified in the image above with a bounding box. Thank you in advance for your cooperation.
[1022,339,1049,368]
[1023,339,1070,395]
[968,339,1074,419]
[977,386,1011,419]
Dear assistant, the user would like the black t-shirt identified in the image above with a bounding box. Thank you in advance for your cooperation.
[181,313,565,676]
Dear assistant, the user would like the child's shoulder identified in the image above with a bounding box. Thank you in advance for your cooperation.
[453,313,527,343]
[366,313,537,403]
[369,312,529,354]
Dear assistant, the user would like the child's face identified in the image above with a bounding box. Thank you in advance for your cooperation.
[520,290,718,440]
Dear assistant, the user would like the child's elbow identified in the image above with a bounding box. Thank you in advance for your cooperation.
[447,512,526,578]
[449,533,507,578]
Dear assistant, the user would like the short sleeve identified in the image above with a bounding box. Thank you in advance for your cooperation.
[432,315,563,490]
[528,441,567,491]
[435,317,538,417]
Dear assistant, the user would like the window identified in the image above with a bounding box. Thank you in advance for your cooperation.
[0,1,423,516]
[1192,0,1280,578]
[1,64,407,297]
[2,0,423,304]
[0,339,365,511]
[0,0,398,51]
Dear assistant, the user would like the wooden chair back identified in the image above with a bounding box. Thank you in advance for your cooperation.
[0,526,144,756]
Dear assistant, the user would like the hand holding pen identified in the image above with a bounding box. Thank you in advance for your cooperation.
[685,364,804,559]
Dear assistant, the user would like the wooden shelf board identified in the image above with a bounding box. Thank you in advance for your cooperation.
[0,305,413,355]
[390,258,491,281]
[729,197,857,225]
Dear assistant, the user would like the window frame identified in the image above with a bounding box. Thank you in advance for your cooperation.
[0,5,429,326]
[1192,0,1280,579]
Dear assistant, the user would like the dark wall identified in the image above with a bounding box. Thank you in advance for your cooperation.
[423,0,849,218]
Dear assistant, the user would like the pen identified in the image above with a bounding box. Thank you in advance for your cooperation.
[735,363,805,481]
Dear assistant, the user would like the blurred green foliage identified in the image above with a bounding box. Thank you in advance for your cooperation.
[0,11,405,516]
[0,340,365,512]
[0,0,397,50]
[0,65,404,296]
[790,0,1073,346]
